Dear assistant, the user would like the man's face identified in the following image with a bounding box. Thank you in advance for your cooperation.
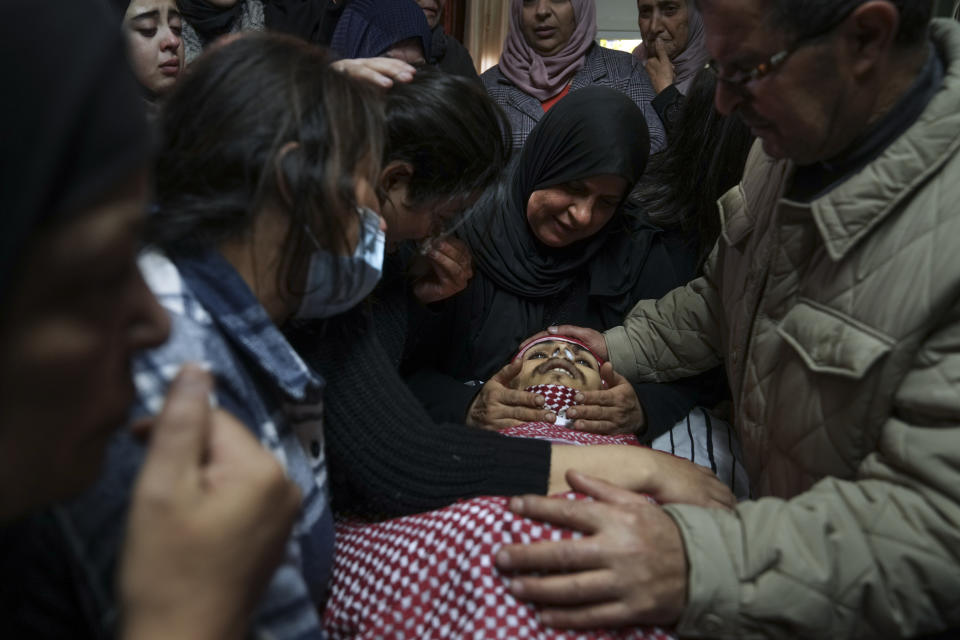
[0,175,170,520]
[513,340,603,391]
[637,0,690,60]
[415,0,445,30]
[701,0,851,164]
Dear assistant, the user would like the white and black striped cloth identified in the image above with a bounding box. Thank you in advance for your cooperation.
[650,408,751,501]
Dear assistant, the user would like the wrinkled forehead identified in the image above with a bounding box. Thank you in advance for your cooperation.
[699,0,782,62]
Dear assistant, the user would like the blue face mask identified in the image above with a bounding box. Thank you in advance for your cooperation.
[294,206,386,319]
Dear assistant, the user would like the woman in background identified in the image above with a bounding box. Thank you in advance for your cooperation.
[113,0,185,110]
[482,0,665,152]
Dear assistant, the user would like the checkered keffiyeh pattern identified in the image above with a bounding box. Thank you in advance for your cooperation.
[325,494,674,640]
[502,421,639,447]
[527,383,579,414]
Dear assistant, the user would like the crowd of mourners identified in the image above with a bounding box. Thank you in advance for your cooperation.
[2,0,959,638]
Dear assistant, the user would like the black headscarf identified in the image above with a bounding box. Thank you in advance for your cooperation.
[0,0,149,300]
[330,0,432,60]
[177,0,243,39]
[461,86,651,299]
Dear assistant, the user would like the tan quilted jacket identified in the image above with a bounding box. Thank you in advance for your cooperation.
[604,20,960,639]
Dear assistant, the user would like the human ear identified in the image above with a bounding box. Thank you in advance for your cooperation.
[841,1,899,77]
[378,160,414,193]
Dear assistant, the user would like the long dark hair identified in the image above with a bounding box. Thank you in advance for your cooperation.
[382,69,510,216]
[147,32,385,297]
[632,69,754,267]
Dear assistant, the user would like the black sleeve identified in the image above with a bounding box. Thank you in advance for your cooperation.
[632,366,728,443]
[291,312,551,517]
[0,514,102,640]
[651,84,685,140]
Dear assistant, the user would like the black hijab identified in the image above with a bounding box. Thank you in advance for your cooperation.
[177,0,243,39]
[330,0,432,60]
[0,0,149,300]
[461,86,651,299]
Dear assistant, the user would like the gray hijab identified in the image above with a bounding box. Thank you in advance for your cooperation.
[634,3,708,95]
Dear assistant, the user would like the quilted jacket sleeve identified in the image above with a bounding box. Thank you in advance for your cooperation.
[604,244,726,383]
[664,305,960,639]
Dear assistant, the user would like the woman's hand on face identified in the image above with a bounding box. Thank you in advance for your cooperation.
[120,366,301,640]
[412,236,475,305]
[644,38,676,95]
[466,359,558,430]
[565,363,643,435]
[519,325,609,361]
[331,57,416,88]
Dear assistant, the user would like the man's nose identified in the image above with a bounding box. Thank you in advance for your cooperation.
[714,79,744,116]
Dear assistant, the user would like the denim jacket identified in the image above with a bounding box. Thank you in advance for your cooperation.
[52,248,334,640]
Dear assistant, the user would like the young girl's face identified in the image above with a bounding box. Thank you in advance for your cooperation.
[123,0,184,97]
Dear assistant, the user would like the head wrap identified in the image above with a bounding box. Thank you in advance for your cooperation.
[331,0,432,60]
[499,0,597,101]
[514,335,605,368]
[461,86,649,300]
[634,3,708,95]
[177,0,243,39]
[0,0,149,301]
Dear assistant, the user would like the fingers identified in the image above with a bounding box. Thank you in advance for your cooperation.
[566,471,651,507]
[139,364,213,490]
[490,359,525,386]
[655,36,670,62]
[504,494,606,536]
[599,362,626,388]
[425,243,472,284]
[507,569,617,606]
[546,325,609,360]
[330,57,416,88]
[539,601,638,630]
[497,536,605,573]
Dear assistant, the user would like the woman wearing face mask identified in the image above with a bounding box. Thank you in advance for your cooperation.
[632,0,709,137]
[483,0,665,153]
[35,34,386,640]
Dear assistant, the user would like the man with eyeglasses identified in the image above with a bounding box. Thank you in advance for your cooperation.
[491,1,960,638]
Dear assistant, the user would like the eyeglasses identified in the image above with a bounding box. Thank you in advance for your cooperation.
[704,6,856,91]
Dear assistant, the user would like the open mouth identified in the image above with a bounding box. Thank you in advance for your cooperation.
[535,358,581,381]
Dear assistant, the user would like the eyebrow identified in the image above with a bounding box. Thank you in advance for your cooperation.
[131,10,160,21]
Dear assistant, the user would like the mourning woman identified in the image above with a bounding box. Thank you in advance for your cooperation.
[483,0,665,152]
[633,0,709,136]
[110,0,184,120]
[1,3,298,638]
[403,85,721,442]
[331,0,433,66]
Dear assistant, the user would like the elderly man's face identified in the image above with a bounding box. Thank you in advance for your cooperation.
[513,340,603,391]
[701,0,850,164]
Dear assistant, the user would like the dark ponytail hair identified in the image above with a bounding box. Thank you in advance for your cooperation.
[632,69,754,268]
[147,32,385,297]
[382,69,510,214]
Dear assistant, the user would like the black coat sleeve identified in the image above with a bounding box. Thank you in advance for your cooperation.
[290,310,550,517]
[651,84,685,140]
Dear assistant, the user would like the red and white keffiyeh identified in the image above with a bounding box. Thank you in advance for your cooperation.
[325,493,673,640]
